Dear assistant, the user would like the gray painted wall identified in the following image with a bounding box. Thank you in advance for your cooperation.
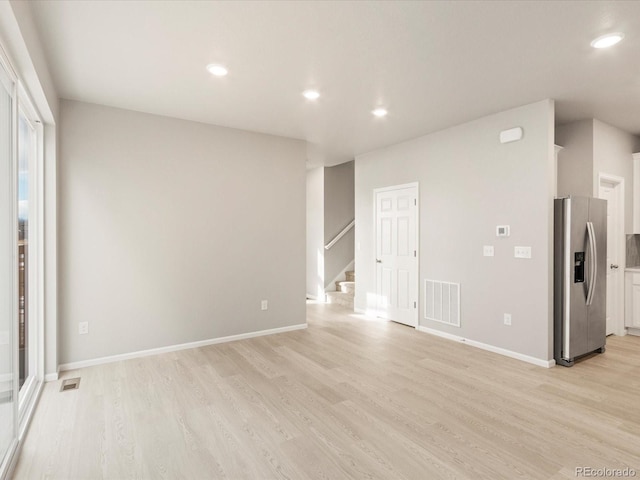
[556,120,593,199]
[323,161,354,287]
[355,100,555,362]
[556,118,640,233]
[306,167,324,298]
[593,119,640,234]
[59,100,306,364]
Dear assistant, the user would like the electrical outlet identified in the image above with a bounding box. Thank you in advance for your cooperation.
[79,321,89,335]
[483,245,494,257]
[514,246,532,259]
[503,313,512,326]
[261,300,268,311]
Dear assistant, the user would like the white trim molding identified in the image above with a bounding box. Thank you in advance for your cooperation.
[416,326,555,368]
[44,366,59,382]
[598,172,626,337]
[58,323,308,372]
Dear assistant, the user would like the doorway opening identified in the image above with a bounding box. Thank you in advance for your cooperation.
[598,173,625,336]
[374,183,419,327]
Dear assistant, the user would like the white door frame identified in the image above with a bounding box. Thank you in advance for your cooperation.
[598,172,625,336]
[373,182,419,327]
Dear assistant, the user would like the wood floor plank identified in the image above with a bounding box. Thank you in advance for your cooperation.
[13,303,640,479]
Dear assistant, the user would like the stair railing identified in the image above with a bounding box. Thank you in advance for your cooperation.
[324,219,355,250]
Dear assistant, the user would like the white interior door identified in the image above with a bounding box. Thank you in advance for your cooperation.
[599,178,622,336]
[375,185,418,327]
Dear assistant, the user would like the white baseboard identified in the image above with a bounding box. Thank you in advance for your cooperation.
[306,294,318,300]
[627,327,640,336]
[59,323,308,372]
[416,326,555,368]
[44,367,59,382]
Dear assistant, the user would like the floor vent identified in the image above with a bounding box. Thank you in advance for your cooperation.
[60,377,81,392]
[425,279,461,327]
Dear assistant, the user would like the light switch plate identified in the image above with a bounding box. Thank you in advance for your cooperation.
[514,246,532,259]
[79,322,89,335]
[483,245,494,257]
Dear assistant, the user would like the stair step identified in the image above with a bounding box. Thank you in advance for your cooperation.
[345,271,355,282]
[334,281,355,294]
[326,291,354,310]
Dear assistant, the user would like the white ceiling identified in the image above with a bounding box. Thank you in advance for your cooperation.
[28,0,640,166]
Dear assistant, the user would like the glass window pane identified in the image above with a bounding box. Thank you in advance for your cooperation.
[17,112,33,389]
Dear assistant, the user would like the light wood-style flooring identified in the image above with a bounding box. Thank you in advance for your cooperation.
[14,303,640,479]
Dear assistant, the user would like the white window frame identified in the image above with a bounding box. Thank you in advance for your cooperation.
[0,41,19,480]
[16,87,44,424]
[0,40,45,480]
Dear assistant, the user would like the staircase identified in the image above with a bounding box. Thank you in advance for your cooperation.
[325,270,355,310]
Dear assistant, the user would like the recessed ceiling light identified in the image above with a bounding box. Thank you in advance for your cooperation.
[206,64,228,77]
[303,90,320,100]
[372,108,388,118]
[590,33,624,49]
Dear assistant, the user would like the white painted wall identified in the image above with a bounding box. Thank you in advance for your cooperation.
[59,100,306,364]
[355,100,555,362]
[324,161,354,288]
[306,167,324,298]
[2,1,58,122]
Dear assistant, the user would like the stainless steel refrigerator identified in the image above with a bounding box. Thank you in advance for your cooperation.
[554,196,607,367]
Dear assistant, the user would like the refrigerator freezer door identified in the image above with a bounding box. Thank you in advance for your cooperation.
[587,198,607,352]
[566,197,589,360]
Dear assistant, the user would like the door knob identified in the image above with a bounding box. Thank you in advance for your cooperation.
[376,259,382,263]
[610,264,619,269]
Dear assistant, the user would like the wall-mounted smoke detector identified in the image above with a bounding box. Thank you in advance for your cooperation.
[499,127,523,144]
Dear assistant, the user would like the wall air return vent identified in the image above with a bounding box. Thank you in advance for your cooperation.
[60,377,81,392]
[425,280,460,327]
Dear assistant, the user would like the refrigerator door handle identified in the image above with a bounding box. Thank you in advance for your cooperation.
[586,221,597,306]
